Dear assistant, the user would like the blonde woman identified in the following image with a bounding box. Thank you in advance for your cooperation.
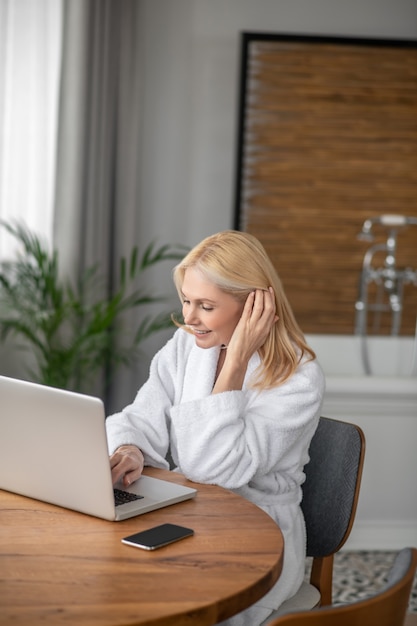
[106,230,325,626]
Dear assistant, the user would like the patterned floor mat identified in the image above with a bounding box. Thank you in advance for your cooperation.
[306,551,417,613]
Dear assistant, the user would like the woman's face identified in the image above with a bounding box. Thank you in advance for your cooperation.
[181,267,244,349]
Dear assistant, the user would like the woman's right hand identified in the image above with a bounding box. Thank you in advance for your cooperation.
[110,445,144,487]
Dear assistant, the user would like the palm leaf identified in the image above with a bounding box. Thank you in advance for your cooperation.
[0,220,188,395]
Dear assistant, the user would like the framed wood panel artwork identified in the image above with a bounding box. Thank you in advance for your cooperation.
[234,33,417,335]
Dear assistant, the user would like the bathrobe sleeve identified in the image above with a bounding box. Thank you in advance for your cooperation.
[106,328,325,492]
[105,331,184,469]
[171,357,325,492]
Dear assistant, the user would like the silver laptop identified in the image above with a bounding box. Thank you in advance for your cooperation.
[0,375,197,521]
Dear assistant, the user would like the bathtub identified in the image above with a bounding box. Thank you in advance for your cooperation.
[305,334,417,550]
[306,334,417,414]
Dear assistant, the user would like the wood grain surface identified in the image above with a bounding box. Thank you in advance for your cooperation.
[0,467,283,626]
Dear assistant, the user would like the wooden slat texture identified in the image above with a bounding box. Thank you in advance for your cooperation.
[237,37,417,335]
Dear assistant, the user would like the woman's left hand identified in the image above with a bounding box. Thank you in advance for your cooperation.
[212,288,278,394]
[227,287,278,364]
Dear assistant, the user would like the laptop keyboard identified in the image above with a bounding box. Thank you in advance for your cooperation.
[113,488,144,506]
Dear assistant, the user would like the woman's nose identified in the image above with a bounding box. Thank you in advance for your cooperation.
[183,305,199,325]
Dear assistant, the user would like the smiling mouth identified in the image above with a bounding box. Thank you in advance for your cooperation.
[190,327,211,335]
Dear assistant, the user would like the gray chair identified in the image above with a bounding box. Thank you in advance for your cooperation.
[262,416,366,623]
[266,547,417,626]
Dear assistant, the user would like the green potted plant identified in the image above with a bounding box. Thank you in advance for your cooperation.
[0,220,187,395]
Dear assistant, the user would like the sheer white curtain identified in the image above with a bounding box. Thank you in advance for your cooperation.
[1,0,150,408]
[0,0,62,259]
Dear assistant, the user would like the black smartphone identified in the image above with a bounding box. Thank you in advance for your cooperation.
[121,523,194,550]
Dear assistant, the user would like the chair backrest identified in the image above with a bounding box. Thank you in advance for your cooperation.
[301,416,365,605]
[266,547,417,626]
[301,416,365,557]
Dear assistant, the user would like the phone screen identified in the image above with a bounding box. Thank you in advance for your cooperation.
[121,523,194,550]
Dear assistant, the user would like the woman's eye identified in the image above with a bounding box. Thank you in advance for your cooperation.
[182,299,212,311]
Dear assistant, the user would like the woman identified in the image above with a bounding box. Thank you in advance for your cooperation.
[106,230,325,626]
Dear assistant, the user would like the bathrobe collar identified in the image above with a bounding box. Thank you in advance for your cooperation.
[181,341,260,402]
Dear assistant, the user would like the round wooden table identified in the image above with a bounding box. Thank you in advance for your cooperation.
[1,467,284,625]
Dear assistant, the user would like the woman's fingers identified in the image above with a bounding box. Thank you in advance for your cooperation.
[246,288,276,323]
[110,445,144,486]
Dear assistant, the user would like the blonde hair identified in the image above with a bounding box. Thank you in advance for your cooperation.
[173,230,315,390]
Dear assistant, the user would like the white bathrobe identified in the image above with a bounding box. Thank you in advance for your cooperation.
[106,328,325,625]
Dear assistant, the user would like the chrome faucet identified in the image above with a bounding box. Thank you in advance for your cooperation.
[355,215,417,374]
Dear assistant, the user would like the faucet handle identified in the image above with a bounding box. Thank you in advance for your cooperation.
[357,214,417,242]
[379,214,408,227]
